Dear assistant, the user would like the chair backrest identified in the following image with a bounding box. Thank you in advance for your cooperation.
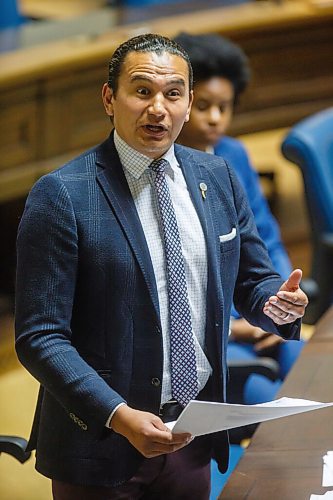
[281,108,333,238]
[0,0,22,30]
[281,108,333,323]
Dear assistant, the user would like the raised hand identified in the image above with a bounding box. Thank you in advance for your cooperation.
[263,269,308,325]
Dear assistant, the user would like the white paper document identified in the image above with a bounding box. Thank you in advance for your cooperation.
[310,493,333,499]
[323,451,333,487]
[166,397,333,436]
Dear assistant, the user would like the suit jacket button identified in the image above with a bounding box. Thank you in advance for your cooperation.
[151,377,161,387]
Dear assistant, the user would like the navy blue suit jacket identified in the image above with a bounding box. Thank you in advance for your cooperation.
[15,134,300,486]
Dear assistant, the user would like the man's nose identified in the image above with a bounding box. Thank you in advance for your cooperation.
[148,94,166,117]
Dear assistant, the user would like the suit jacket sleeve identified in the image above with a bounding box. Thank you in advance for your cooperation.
[15,174,125,438]
[224,162,301,340]
[216,138,292,280]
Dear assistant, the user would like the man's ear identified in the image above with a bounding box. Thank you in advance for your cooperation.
[102,83,114,117]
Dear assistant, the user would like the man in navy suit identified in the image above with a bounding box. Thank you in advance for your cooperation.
[15,34,308,499]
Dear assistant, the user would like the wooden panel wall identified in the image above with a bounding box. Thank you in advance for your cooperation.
[0,0,333,201]
[229,17,333,135]
[0,85,39,169]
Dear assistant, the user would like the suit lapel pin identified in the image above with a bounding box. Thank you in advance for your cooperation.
[199,182,207,200]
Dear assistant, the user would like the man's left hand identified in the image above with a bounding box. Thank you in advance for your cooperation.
[263,269,308,325]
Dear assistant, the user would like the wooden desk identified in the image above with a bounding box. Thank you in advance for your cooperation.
[310,306,333,342]
[220,306,333,499]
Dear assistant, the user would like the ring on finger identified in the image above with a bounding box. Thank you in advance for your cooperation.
[284,312,291,321]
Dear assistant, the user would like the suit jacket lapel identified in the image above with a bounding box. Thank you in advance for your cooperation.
[175,145,221,290]
[95,136,161,322]
[175,145,224,363]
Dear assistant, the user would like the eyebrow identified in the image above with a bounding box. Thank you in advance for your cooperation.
[130,75,186,87]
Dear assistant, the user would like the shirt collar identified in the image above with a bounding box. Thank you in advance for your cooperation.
[114,130,179,180]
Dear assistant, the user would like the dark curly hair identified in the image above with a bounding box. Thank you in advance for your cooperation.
[108,33,193,95]
[174,32,250,103]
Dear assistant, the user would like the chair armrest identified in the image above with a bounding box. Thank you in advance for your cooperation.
[228,357,280,382]
[227,357,280,405]
[0,436,31,463]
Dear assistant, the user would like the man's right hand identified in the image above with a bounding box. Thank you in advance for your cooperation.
[111,405,192,458]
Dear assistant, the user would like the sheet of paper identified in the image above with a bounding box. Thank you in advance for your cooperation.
[310,493,333,499]
[165,397,333,436]
[323,451,333,487]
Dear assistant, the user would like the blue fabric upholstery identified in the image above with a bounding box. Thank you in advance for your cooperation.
[210,445,244,499]
[227,339,304,404]
[281,108,333,323]
[0,0,23,29]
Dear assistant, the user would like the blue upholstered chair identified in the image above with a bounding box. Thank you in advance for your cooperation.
[0,0,23,30]
[281,108,333,324]
[0,0,26,52]
[210,445,244,499]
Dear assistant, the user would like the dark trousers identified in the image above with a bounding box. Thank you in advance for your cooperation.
[52,435,212,500]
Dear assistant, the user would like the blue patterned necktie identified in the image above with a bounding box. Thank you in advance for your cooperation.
[150,158,199,407]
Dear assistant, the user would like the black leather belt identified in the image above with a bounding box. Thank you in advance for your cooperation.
[159,400,184,423]
[159,380,212,423]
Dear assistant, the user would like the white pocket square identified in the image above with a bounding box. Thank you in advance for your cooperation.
[219,227,237,243]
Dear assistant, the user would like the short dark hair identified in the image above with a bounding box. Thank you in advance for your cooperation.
[108,33,193,94]
[173,32,250,103]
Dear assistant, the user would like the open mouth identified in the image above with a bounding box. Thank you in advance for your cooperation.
[143,124,167,135]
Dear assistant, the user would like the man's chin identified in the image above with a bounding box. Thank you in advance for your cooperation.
[137,139,171,159]
[140,137,173,158]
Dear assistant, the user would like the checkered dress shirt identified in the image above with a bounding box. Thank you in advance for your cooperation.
[114,131,212,404]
